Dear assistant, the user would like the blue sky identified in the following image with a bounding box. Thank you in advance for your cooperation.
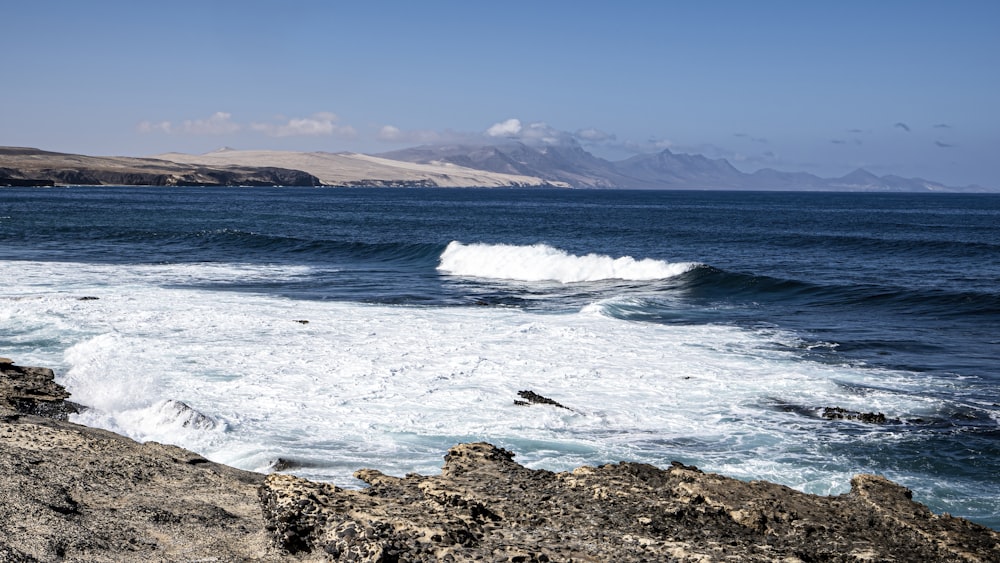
[3,0,997,186]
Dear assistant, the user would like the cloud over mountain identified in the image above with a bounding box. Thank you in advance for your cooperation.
[251,112,356,138]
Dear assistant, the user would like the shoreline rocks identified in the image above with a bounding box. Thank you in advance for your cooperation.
[2,359,998,561]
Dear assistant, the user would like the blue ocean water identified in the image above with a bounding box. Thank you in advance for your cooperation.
[2,186,998,529]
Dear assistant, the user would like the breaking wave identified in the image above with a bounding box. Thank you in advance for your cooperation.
[437,241,699,283]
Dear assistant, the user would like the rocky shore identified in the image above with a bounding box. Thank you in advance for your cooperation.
[1,358,997,562]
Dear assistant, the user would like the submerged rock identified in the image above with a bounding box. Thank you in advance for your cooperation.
[822,406,900,424]
[513,389,572,411]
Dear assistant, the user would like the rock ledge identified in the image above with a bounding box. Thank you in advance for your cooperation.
[2,360,997,562]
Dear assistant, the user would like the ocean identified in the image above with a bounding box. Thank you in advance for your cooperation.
[1,186,997,529]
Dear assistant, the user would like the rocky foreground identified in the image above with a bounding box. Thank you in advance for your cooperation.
[1,358,997,562]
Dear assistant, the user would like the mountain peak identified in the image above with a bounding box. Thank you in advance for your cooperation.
[839,168,881,183]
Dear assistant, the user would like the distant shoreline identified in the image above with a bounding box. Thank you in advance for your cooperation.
[3,145,993,192]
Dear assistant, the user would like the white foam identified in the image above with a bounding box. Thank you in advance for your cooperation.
[0,259,963,493]
[437,241,698,283]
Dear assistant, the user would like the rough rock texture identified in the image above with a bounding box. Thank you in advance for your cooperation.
[2,359,997,562]
[260,442,999,562]
[0,357,80,420]
[822,406,899,425]
[0,359,284,562]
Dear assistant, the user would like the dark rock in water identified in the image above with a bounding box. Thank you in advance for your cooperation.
[157,399,218,430]
[268,457,323,472]
[269,458,302,472]
[822,406,900,424]
[0,360,81,420]
[514,389,572,411]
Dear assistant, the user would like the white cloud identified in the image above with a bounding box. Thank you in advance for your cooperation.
[137,112,240,135]
[621,138,674,153]
[378,125,403,141]
[574,128,615,142]
[484,118,580,145]
[137,120,172,134]
[520,122,564,144]
[137,111,356,139]
[376,118,622,150]
[181,112,241,135]
[376,124,474,145]
[252,112,356,138]
[486,118,523,138]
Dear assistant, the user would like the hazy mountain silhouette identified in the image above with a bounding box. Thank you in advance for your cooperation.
[381,142,991,192]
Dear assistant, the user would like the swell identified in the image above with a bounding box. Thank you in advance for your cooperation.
[1,225,448,267]
[610,266,1000,320]
[774,231,1000,260]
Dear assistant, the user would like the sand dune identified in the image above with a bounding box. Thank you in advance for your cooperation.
[156,148,570,188]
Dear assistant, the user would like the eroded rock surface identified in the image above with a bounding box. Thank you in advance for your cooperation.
[0,358,80,419]
[261,442,999,562]
[2,360,997,562]
[0,360,282,562]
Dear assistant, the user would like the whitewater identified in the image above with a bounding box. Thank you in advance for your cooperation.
[1,187,997,529]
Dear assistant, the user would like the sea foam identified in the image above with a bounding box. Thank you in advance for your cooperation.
[438,241,698,283]
[0,259,968,498]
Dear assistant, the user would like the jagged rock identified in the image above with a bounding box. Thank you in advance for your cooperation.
[0,361,81,420]
[260,442,1000,562]
[155,399,219,430]
[0,360,281,562]
[2,360,998,561]
[513,390,572,411]
[822,406,900,424]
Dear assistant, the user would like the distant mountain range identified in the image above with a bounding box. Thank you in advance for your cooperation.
[1,144,993,192]
[380,142,993,192]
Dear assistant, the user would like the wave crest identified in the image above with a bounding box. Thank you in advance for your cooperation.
[437,241,698,283]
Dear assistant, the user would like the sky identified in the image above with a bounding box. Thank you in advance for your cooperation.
[2,0,998,187]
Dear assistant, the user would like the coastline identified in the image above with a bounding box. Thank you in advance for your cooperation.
[2,357,997,561]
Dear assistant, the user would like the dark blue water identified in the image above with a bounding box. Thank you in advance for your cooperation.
[5,187,998,375]
[2,186,998,528]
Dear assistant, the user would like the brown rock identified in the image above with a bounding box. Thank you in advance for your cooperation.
[0,361,79,419]
[260,442,1000,562]
[2,360,997,562]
